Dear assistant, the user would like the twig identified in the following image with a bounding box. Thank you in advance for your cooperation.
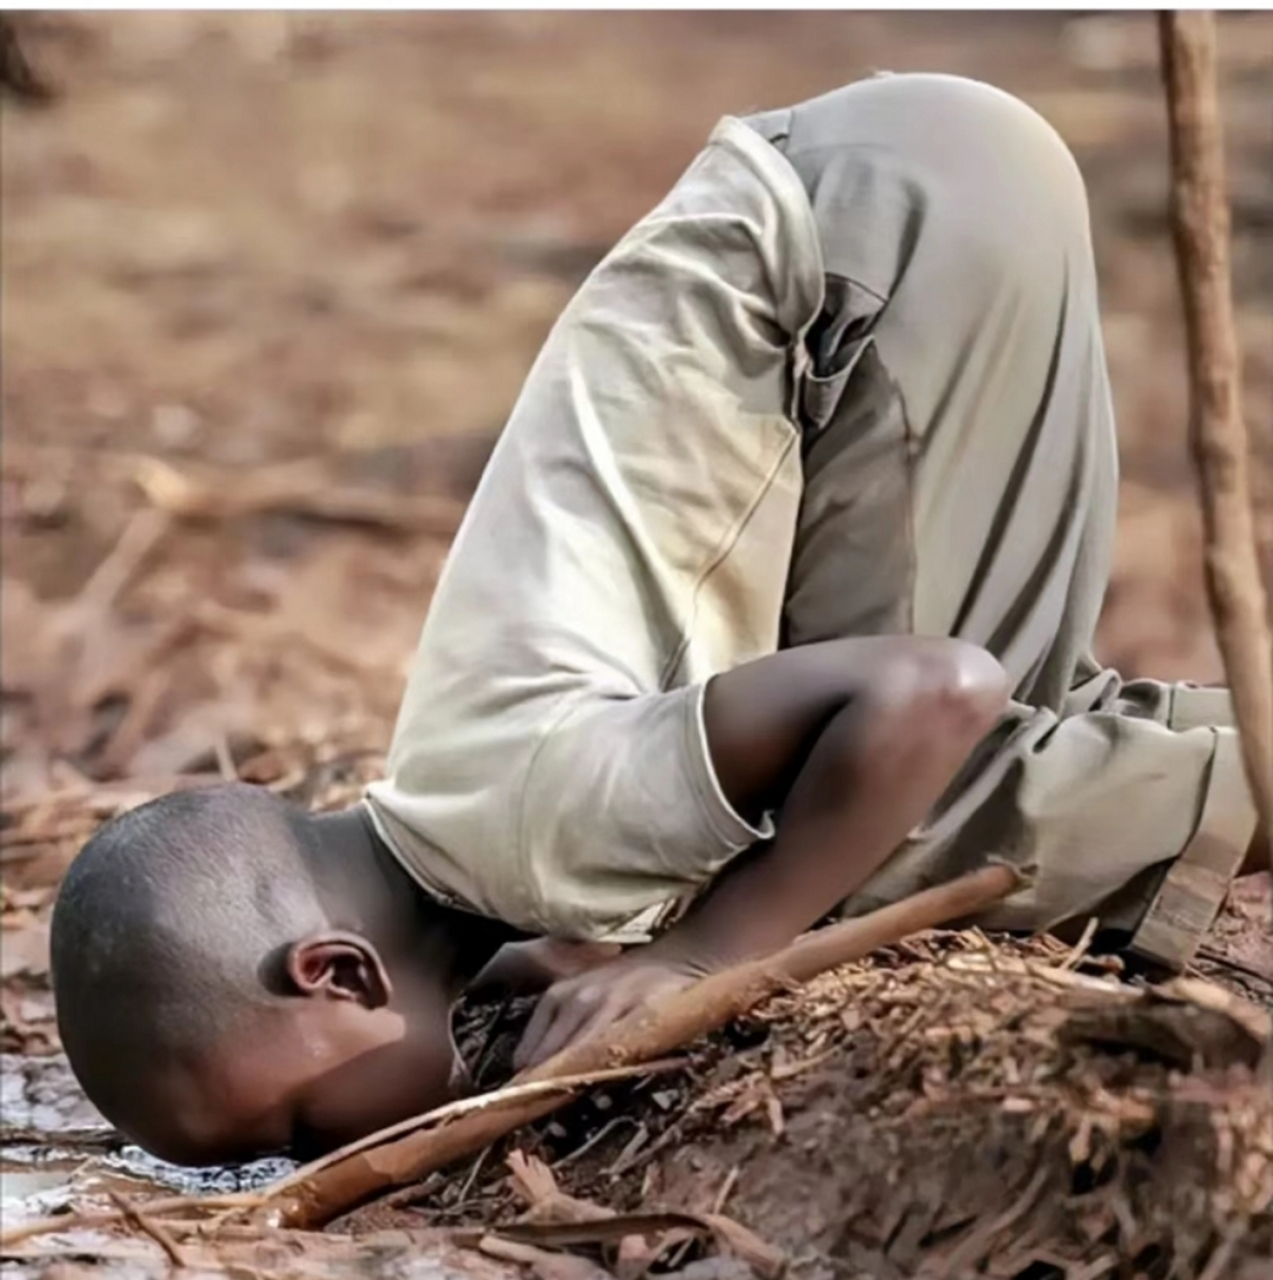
[265,1062,686,1194]
[214,734,238,782]
[1197,1228,1241,1280]
[550,1114,639,1172]
[1066,1256,1119,1280]
[271,864,1019,1227]
[1060,917,1099,970]
[470,1210,784,1279]
[449,1145,495,1213]
[711,1165,741,1215]
[0,1191,263,1252]
[477,1234,609,1280]
[1160,11,1273,880]
[132,454,464,536]
[74,508,171,621]
[607,1124,652,1178]
[106,1192,190,1269]
[377,1172,446,1213]
[939,1163,1051,1276]
[92,668,173,780]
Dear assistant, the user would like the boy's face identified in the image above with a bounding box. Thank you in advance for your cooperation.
[133,989,460,1166]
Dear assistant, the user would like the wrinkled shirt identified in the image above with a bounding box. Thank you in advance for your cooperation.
[364,117,824,940]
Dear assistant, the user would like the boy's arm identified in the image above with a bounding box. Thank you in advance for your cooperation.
[514,636,1009,1068]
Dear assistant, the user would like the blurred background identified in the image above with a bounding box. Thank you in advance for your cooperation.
[1,13,1271,960]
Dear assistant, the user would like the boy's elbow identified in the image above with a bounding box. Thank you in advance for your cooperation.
[867,640,1010,758]
[936,641,1012,738]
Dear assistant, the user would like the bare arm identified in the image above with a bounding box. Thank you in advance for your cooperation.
[514,635,1009,1066]
[659,635,1008,970]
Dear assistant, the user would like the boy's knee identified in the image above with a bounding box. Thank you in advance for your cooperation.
[823,74,1095,313]
[882,75,1093,281]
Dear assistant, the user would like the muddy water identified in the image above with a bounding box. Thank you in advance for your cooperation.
[1,1146,294,1223]
[1,1051,293,1232]
[1,1053,514,1280]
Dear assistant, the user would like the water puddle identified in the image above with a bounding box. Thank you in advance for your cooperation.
[1,1142,294,1223]
[1,1053,518,1279]
[1,1049,293,1274]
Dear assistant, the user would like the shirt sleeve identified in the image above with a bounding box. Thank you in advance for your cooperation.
[514,683,775,941]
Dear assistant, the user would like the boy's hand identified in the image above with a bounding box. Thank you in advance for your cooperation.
[513,952,700,1070]
[470,938,623,995]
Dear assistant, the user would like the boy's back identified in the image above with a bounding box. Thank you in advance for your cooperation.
[366,115,821,941]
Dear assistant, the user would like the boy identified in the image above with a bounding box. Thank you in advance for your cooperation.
[51,73,1262,1167]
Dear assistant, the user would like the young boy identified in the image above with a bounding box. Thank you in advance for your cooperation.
[51,73,1262,1168]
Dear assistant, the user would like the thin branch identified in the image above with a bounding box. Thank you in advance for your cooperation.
[1160,11,1273,879]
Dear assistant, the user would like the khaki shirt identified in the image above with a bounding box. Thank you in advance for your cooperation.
[365,118,825,940]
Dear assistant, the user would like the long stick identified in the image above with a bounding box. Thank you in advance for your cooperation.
[1159,11,1273,875]
[272,863,1018,1228]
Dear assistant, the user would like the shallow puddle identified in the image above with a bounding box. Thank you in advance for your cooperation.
[1,1047,524,1278]
[1,1051,293,1236]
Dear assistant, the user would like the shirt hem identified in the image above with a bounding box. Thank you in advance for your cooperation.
[683,681,775,851]
[360,794,486,918]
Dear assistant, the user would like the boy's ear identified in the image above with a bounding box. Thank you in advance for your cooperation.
[286,932,393,1008]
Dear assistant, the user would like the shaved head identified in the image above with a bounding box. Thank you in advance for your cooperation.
[50,783,327,1152]
[52,783,481,1167]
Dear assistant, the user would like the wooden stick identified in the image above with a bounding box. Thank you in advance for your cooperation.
[1159,11,1273,877]
[272,863,1019,1228]
[266,1063,686,1193]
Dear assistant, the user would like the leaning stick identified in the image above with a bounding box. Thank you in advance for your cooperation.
[272,863,1019,1228]
[1159,11,1273,875]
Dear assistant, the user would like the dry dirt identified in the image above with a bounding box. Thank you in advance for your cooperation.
[3,12,1272,1280]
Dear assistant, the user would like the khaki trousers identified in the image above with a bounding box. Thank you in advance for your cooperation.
[743,74,1255,968]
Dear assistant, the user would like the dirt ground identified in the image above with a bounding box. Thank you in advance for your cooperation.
[2,12,1272,1280]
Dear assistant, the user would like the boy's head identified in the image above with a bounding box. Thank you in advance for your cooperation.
[50,784,459,1166]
